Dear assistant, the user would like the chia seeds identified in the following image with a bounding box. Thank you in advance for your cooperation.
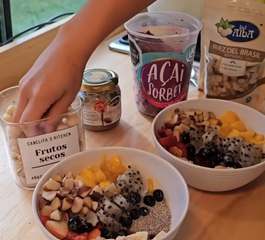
[129,200,171,236]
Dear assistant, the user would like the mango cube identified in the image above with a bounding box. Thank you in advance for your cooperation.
[147,179,154,194]
[220,111,239,124]
[239,131,256,141]
[229,121,246,132]
[227,129,240,138]
[219,123,232,138]
[90,165,107,183]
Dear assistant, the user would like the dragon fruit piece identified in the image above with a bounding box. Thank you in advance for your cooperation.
[116,165,147,197]
[261,145,265,162]
[202,131,218,148]
[226,138,243,161]
[112,193,132,211]
[96,208,122,231]
[98,196,123,221]
[239,143,262,167]
[103,183,120,198]
[189,128,205,152]
[208,125,220,134]
[221,137,243,153]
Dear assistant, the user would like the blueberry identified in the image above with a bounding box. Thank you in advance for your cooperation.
[187,144,196,157]
[108,231,118,239]
[130,209,140,219]
[139,207,149,216]
[100,228,109,238]
[68,217,83,233]
[153,189,164,202]
[209,146,219,157]
[199,148,211,160]
[129,192,141,204]
[143,195,156,206]
[119,215,133,227]
[215,152,225,164]
[223,155,234,167]
[83,222,94,233]
[234,162,243,169]
[118,229,128,236]
[180,132,190,144]
[223,155,234,162]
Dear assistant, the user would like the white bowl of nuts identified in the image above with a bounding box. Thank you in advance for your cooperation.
[152,99,265,192]
[0,86,85,190]
[32,147,189,240]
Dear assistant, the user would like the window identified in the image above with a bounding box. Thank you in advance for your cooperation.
[0,0,87,46]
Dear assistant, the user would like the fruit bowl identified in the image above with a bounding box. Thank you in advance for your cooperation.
[32,147,189,240]
[152,99,265,192]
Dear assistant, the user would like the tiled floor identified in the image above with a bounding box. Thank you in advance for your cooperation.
[10,0,87,35]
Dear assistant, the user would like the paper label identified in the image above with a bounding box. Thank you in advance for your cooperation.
[18,125,80,184]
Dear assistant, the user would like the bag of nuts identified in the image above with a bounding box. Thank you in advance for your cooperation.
[199,0,265,113]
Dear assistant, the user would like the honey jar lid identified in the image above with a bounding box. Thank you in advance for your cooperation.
[81,69,119,93]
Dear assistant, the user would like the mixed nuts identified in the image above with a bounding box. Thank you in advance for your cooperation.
[2,104,85,189]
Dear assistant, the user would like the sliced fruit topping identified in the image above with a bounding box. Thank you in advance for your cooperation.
[159,136,177,148]
[45,220,69,239]
[39,214,50,225]
[87,228,100,240]
[175,142,188,158]
[147,179,154,194]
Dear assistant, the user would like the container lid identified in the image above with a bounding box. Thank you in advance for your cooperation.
[81,69,119,93]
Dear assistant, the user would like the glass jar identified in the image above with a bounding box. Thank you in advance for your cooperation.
[0,86,86,190]
[79,68,122,131]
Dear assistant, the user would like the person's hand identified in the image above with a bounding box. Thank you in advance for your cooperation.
[13,41,85,136]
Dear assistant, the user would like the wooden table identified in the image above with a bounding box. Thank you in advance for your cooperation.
[0,33,264,240]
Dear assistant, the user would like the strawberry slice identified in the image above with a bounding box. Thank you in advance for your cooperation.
[39,214,50,225]
[45,220,69,239]
[65,231,88,240]
[159,136,177,148]
[175,142,187,158]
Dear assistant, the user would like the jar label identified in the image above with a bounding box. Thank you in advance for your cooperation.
[128,26,197,110]
[17,125,80,184]
[83,94,121,127]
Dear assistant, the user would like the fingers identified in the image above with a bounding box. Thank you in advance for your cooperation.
[13,91,28,124]
[43,94,73,133]
[19,97,52,137]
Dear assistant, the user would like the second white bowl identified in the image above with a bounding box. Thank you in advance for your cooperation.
[152,99,265,192]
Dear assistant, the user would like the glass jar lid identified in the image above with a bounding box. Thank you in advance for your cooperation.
[81,69,119,93]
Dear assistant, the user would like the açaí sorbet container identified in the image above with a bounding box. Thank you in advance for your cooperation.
[124,11,201,116]
[0,86,86,190]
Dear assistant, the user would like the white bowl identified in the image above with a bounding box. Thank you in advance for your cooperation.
[32,147,189,240]
[152,99,265,192]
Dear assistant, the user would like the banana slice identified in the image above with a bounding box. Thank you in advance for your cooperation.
[122,232,148,240]
[153,231,167,240]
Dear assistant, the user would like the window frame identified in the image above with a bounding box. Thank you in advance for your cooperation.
[0,0,13,46]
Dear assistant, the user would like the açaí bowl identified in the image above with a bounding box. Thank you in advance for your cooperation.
[152,99,265,192]
[32,147,189,240]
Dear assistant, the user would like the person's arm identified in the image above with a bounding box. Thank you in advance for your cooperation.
[51,0,156,70]
[13,0,155,135]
